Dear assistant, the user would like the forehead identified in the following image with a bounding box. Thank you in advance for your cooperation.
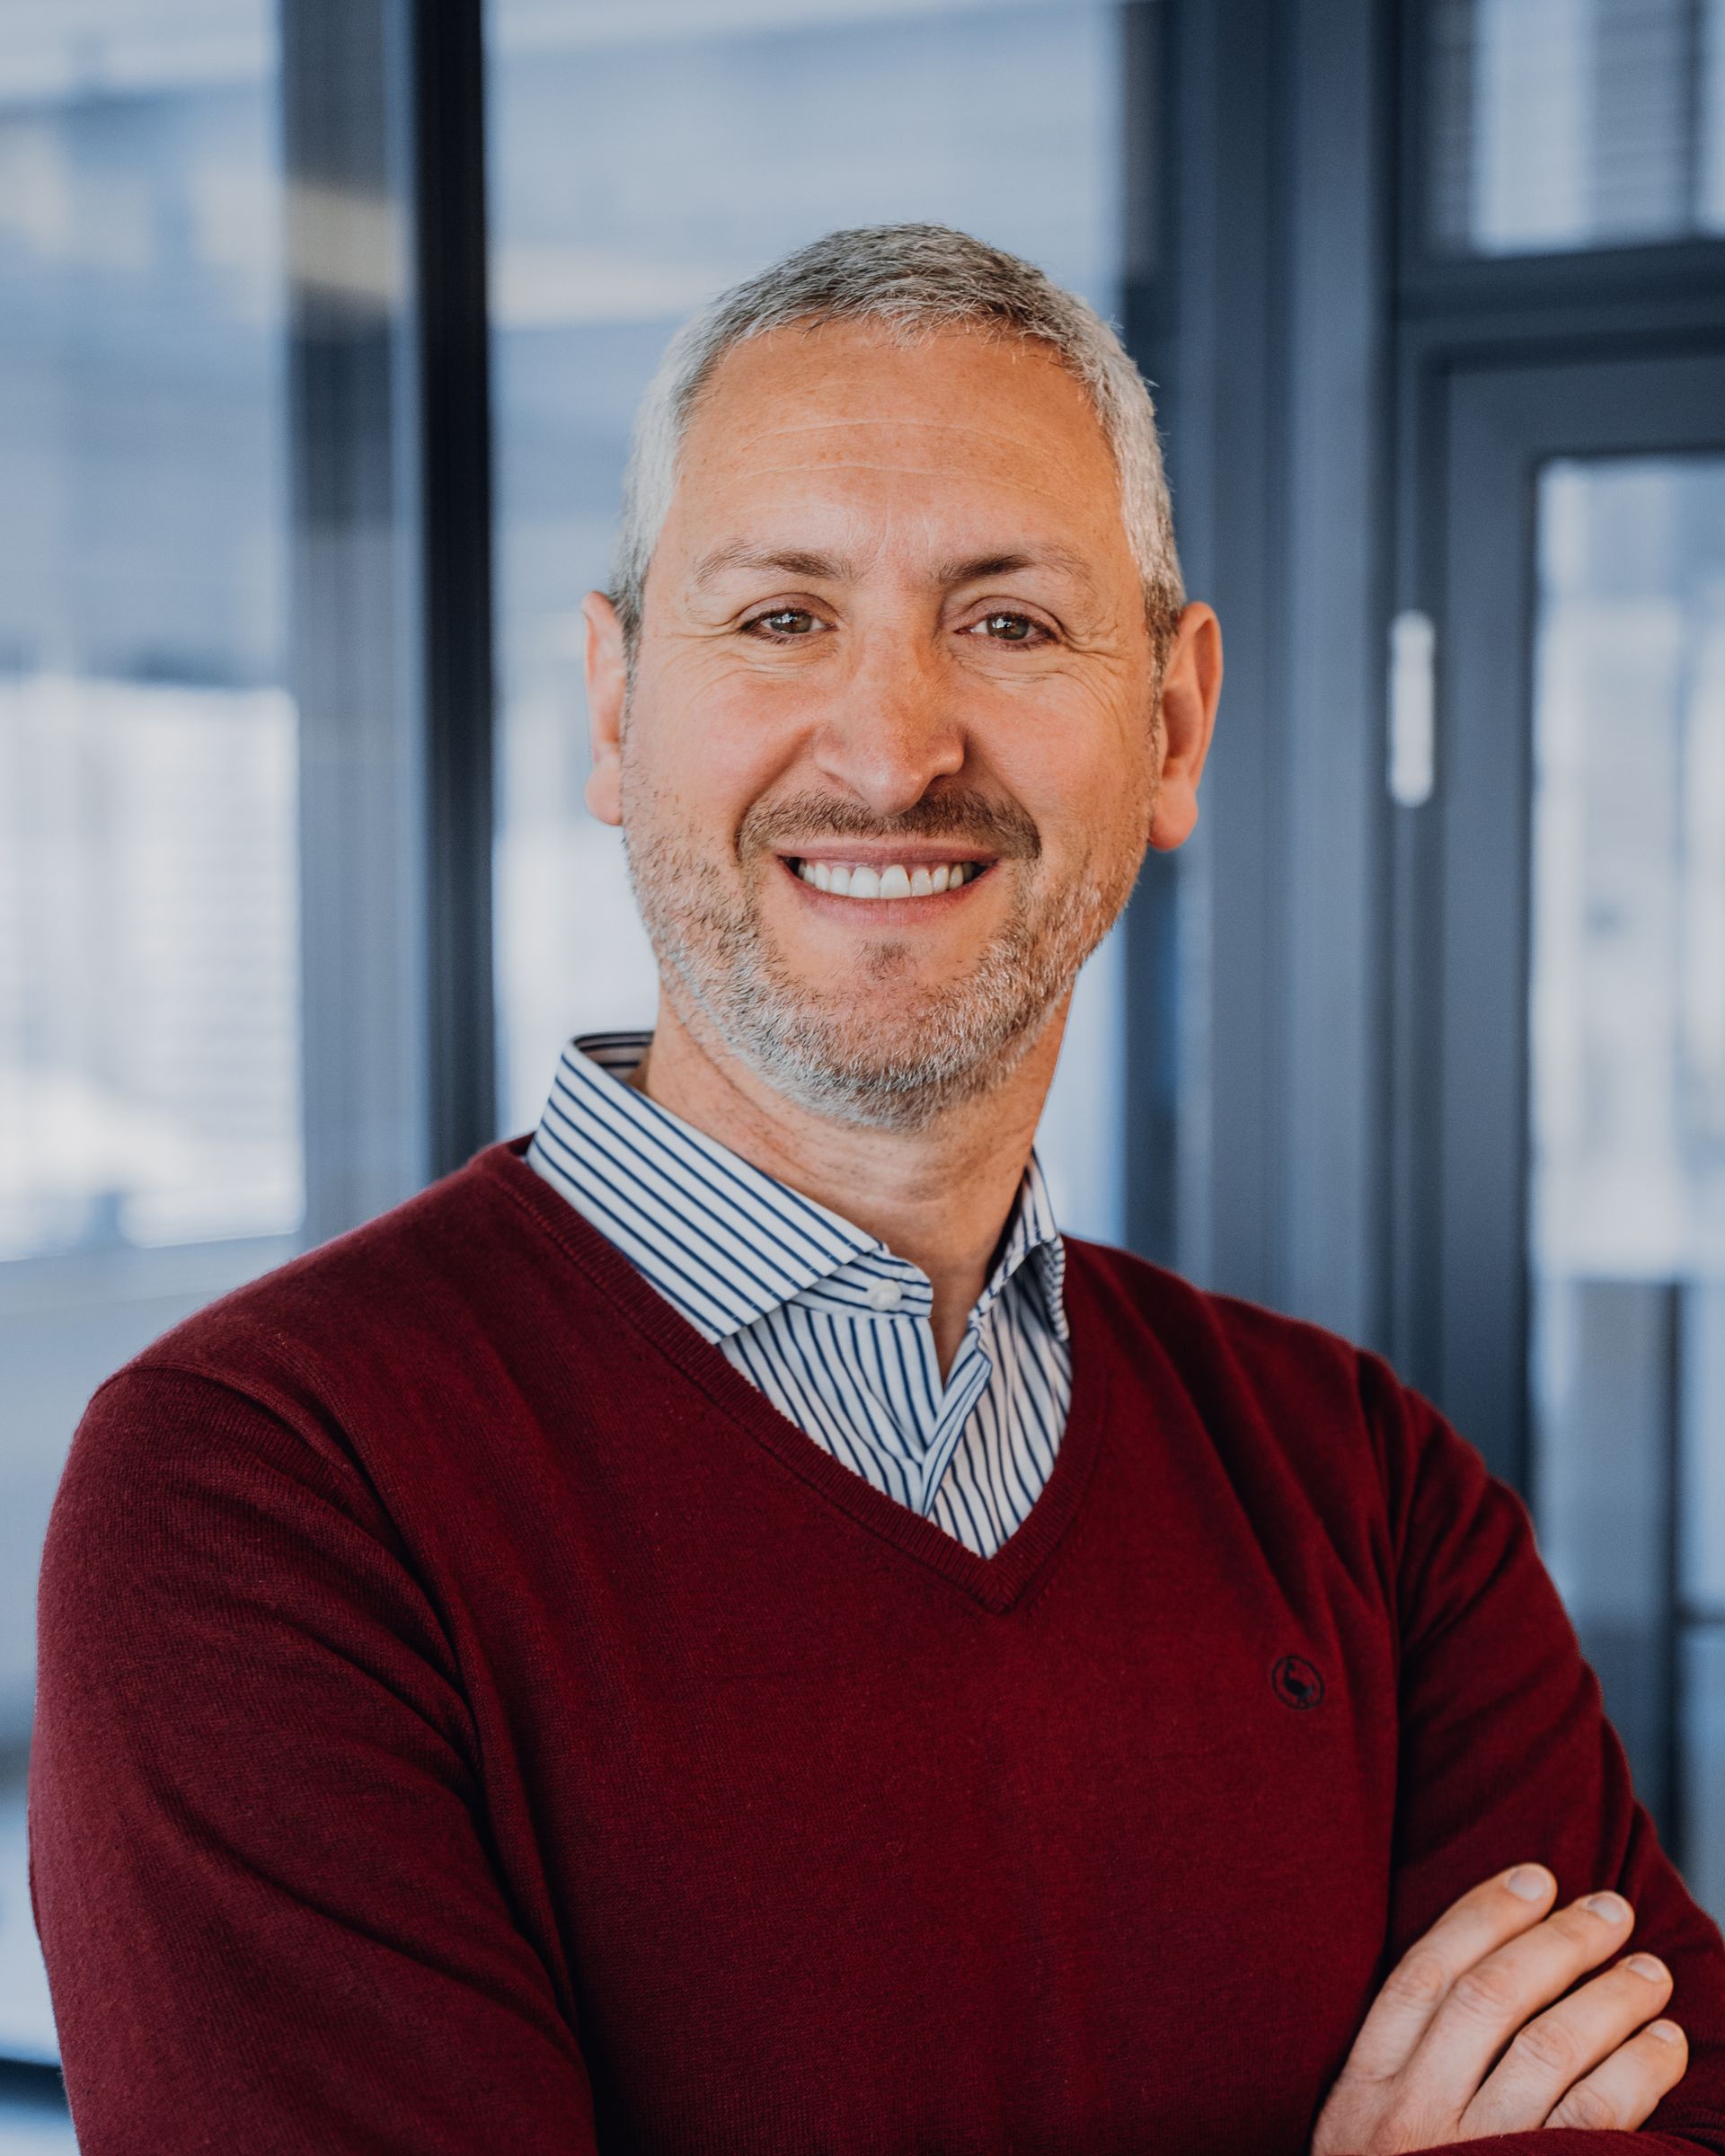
[661,317,1130,572]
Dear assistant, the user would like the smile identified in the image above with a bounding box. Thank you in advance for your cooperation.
[790,859,986,899]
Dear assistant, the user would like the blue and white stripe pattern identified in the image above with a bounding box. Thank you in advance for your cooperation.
[527,1033,1072,1560]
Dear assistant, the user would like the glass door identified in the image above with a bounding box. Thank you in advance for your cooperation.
[1422,349,1725,1913]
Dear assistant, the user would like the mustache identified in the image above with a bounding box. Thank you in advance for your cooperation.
[739,788,1041,861]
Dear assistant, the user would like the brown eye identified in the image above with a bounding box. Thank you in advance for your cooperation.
[748,608,820,638]
[973,611,1043,643]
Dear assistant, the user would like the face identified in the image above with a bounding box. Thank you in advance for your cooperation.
[585,318,1220,1129]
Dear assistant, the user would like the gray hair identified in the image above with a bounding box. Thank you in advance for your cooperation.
[610,222,1184,671]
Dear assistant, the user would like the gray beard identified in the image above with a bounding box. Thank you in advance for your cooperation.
[620,784,1137,1134]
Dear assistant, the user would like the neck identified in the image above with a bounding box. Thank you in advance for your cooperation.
[632,994,1069,1378]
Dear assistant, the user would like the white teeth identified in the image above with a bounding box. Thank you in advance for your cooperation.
[793,859,978,897]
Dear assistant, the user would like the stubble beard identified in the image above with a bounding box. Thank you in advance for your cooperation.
[621,771,1148,1135]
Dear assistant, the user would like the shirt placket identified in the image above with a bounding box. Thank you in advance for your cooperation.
[911,1308,1000,1518]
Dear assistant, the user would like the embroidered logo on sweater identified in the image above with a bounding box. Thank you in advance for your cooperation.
[1270,1654,1325,1710]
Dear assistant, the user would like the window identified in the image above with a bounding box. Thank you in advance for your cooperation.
[0,16,299,1268]
[1527,453,1725,1893]
[485,0,1135,1240]
[1427,0,1725,254]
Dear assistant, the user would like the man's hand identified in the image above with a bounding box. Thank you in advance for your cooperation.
[1312,1864,1689,2150]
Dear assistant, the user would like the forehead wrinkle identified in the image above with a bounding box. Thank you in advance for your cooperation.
[712,420,1100,471]
[721,413,1092,445]
[727,452,1104,497]
[713,458,1117,533]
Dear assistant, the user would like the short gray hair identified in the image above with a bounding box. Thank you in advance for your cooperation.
[610,222,1184,671]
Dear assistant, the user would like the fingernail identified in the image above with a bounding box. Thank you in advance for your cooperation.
[1626,1955,1668,1982]
[1649,2020,1685,2045]
[1586,1892,1632,1923]
[1507,1865,1552,1900]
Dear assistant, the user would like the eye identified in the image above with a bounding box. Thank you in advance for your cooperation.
[965,610,1050,645]
[744,607,824,641]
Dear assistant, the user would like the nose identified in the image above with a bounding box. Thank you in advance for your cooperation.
[808,630,966,817]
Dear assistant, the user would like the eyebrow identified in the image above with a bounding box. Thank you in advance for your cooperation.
[934,548,1101,596]
[686,542,1101,596]
[688,545,854,589]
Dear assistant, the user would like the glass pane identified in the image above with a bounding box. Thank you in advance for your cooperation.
[0,0,295,2084]
[1685,1280,1725,1611]
[1428,0,1725,255]
[1527,455,1725,1895]
[1682,1621,1725,1917]
[485,0,1131,1241]
[0,13,301,1263]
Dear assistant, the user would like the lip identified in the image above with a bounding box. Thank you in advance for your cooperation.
[778,843,999,870]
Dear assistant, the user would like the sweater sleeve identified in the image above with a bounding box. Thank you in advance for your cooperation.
[30,1363,598,2156]
[1367,1353,1725,2153]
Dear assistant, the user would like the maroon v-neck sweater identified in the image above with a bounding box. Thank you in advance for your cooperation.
[30,1141,1725,2154]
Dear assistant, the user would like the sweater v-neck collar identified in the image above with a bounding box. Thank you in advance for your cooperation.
[474,1139,1110,1619]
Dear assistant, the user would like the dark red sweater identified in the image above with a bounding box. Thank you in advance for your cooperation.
[29,1139,1725,2154]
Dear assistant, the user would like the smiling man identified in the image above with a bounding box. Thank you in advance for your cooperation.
[31,225,1725,2155]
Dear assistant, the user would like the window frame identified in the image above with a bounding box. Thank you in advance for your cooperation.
[1395,0,1725,312]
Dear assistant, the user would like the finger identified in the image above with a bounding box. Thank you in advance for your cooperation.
[1405,1889,1636,2104]
[1463,1951,1673,2136]
[1544,2019,1689,2132]
[1340,1865,1558,2081]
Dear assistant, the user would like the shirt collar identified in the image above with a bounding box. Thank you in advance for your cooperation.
[527,1031,1067,1346]
[989,1149,1068,1343]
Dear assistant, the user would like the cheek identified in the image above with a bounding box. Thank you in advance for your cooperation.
[988,716,1154,868]
[621,680,796,846]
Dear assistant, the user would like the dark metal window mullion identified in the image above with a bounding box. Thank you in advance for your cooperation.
[285,0,431,1245]
[411,0,497,1179]
[285,0,496,1245]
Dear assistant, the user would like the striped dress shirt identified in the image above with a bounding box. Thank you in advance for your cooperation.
[526,1033,1073,1559]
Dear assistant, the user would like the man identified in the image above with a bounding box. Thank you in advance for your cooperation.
[30,225,1725,2153]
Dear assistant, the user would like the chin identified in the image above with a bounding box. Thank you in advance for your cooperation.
[721,985,1063,1134]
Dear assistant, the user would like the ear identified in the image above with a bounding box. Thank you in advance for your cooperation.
[582,589,627,826]
[1147,601,1223,853]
